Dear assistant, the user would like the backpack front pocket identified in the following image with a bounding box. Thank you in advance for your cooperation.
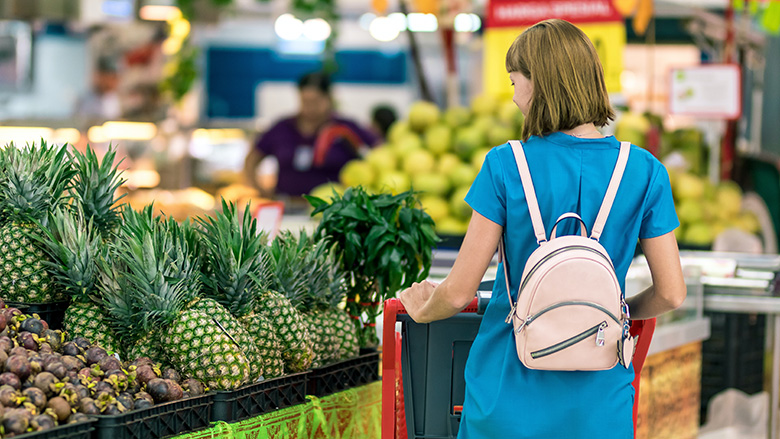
[530,321,607,359]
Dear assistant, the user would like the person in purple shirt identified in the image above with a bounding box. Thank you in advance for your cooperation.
[244,72,380,199]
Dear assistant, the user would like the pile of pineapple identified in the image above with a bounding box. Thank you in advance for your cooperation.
[0,141,359,392]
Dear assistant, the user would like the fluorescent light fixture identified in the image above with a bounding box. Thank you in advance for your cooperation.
[0,127,54,146]
[139,5,181,21]
[303,18,331,42]
[52,128,81,145]
[369,16,401,42]
[407,13,437,32]
[275,14,304,41]
[454,13,481,32]
[89,121,157,143]
[102,0,134,18]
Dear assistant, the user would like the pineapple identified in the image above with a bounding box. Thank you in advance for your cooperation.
[0,142,76,303]
[119,207,250,390]
[196,200,282,380]
[269,231,337,368]
[321,267,360,361]
[70,144,125,239]
[34,208,120,353]
[255,290,313,373]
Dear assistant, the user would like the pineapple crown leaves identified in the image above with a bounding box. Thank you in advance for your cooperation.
[0,141,77,225]
[95,251,142,345]
[70,144,127,239]
[267,229,338,311]
[114,229,194,331]
[195,199,270,317]
[305,186,439,300]
[30,208,101,304]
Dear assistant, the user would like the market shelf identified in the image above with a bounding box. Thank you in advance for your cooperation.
[211,372,308,423]
[307,351,381,398]
[16,418,96,439]
[92,393,213,439]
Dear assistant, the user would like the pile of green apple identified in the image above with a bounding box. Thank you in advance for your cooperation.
[310,96,524,236]
[670,171,761,247]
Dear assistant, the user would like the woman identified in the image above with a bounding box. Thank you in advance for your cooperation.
[244,72,379,199]
[399,19,686,438]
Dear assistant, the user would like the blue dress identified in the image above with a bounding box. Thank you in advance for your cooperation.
[461,133,679,439]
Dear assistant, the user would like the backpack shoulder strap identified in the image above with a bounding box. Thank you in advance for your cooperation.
[591,141,631,241]
[508,140,547,244]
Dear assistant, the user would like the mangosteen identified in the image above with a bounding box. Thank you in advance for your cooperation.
[93,380,115,398]
[32,372,59,397]
[161,368,181,383]
[98,355,121,372]
[65,370,78,382]
[30,413,56,431]
[8,347,26,357]
[0,298,4,308]
[4,355,31,381]
[85,346,107,365]
[46,396,70,422]
[61,356,84,373]
[39,343,54,354]
[126,378,141,394]
[78,397,100,415]
[146,378,183,403]
[130,357,154,368]
[19,318,44,336]
[105,369,128,392]
[1,308,22,321]
[134,364,158,385]
[0,385,20,407]
[2,407,30,435]
[58,383,81,407]
[69,412,89,424]
[103,403,123,415]
[40,320,48,331]
[116,392,134,411]
[0,336,14,353]
[181,378,205,397]
[0,348,8,370]
[61,342,81,357]
[41,330,61,352]
[0,373,21,390]
[0,313,6,332]
[134,391,153,404]
[73,385,90,400]
[71,337,90,350]
[134,398,153,409]
[45,361,67,380]
[28,358,42,375]
[22,387,47,411]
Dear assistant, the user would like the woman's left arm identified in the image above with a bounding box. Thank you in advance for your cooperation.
[399,210,502,323]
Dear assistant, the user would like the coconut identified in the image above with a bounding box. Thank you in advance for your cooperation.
[47,396,71,422]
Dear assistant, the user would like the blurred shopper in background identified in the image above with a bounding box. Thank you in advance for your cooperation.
[370,104,398,140]
[244,71,379,200]
[398,19,686,439]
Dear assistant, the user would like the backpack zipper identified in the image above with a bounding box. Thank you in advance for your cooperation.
[516,300,621,334]
[530,321,608,359]
[517,245,615,298]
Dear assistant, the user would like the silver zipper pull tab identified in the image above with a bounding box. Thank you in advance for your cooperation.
[596,322,607,347]
[505,303,517,324]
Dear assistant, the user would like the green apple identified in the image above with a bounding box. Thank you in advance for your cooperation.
[449,162,478,188]
[424,124,453,155]
[436,217,469,235]
[408,100,440,133]
[375,170,411,194]
[339,160,374,188]
[471,147,492,171]
[420,195,450,224]
[471,94,498,117]
[450,186,472,220]
[443,106,472,127]
[388,120,411,144]
[488,124,515,147]
[365,146,398,172]
[402,149,436,176]
[412,174,450,197]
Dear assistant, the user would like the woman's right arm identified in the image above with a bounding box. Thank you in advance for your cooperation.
[627,231,687,319]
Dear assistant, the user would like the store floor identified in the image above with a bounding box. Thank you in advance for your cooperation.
[698,427,764,439]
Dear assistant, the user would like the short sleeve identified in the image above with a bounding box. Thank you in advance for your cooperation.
[639,165,680,239]
[465,149,506,227]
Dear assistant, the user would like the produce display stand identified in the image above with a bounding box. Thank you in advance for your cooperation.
[381,295,656,439]
[93,393,214,439]
[211,372,308,423]
[16,418,96,439]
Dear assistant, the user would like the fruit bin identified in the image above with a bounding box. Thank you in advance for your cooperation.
[307,351,381,398]
[92,393,213,439]
[211,372,308,423]
[6,301,69,330]
[15,418,96,439]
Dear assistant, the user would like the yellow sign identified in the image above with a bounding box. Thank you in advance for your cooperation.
[482,21,625,99]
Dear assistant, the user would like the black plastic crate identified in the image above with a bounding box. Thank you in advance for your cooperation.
[92,393,213,439]
[211,372,308,423]
[15,418,96,439]
[307,351,380,397]
[700,311,766,423]
[6,301,69,330]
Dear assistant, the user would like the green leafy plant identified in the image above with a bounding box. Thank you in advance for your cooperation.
[306,186,439,347]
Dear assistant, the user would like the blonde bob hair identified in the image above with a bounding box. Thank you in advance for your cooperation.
[506,19,615,141]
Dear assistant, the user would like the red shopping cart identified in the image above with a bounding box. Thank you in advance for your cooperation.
[381,292,656,439]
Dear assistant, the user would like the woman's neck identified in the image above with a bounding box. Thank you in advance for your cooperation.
[561,123,604,138]
[298,115,331,137]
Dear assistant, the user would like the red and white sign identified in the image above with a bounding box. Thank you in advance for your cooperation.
[486,0,623,28]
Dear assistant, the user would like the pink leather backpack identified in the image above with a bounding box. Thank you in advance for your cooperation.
[501,140,635,371]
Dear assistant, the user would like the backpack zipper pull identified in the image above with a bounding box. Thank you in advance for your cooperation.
[596,322,607,347]
[505,303,517,324]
